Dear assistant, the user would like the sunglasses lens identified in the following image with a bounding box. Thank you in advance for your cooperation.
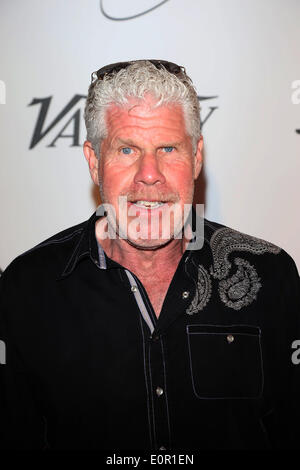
[93,60,184,81]
[96,62,130,79]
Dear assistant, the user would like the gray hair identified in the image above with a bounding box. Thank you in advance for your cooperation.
[84,60,201,158]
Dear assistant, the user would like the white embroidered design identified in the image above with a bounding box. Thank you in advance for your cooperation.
[186,265,212,315]
[209,227,281,310]
[210,227,281,280]
[218,257,261,310]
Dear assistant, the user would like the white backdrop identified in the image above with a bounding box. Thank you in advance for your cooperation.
[0,0,299,271]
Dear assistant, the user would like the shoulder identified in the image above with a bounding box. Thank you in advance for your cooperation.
[199,217,299,312]
[1,219,87,283]
[203,216,297,275]
[204,217,281,253]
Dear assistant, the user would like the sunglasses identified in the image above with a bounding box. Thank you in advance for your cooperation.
[91,59,186,83]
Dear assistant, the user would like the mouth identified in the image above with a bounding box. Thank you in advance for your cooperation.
[130,200,166,209]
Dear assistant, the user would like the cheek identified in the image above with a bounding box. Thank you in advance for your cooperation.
[166,162,194,193]
[101,163,133,196]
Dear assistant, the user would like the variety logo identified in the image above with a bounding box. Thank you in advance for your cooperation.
[28,95,86,149]
[28,95,218,149]
[100,0,170,21]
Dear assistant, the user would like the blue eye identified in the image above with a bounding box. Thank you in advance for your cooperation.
[121,147,132,155]
[163,146,174,153]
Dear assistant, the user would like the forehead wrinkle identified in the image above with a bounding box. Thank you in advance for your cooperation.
[108,123,189,152]
[108,114,186,135]
[112,135,184,149]
[107,98,184,121]
[105,100,190,148]
[126,99,158,117]
[108,113,185,135]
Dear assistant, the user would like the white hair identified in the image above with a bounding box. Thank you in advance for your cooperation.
[84,60,201,158]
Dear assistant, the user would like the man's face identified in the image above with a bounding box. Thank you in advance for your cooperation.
[88,94,202,249]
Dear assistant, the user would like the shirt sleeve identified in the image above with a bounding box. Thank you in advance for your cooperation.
[261,250,300,449]
[0,265,47,450]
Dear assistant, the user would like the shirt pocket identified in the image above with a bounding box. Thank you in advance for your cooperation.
[186,324,264,399]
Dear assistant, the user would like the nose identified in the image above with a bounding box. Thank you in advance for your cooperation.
[134,151,166,186]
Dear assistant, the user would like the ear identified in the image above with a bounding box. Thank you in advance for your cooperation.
[194,136,203,180]
[83,141,99,186]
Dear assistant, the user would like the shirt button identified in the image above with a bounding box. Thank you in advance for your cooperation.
[227,334,234,343]
[131,285,138,293]
[182,291,190,299]
[150,334,160,342]
[156,386,164,397]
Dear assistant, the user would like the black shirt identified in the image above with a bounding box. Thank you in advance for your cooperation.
[0,209,300,450]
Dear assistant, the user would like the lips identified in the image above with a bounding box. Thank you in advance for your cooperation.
[127,200,169,213]
[132,200,165,209]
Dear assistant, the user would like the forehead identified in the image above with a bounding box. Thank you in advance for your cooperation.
[104,95,187,138]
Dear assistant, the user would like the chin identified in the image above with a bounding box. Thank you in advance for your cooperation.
[125,237,173,251]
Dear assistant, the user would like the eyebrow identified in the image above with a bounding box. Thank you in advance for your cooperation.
[114,138,137,147]
[113,138,182,148]
[158,142,181,148]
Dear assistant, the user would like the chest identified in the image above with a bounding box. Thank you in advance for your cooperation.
[140,278,172,318]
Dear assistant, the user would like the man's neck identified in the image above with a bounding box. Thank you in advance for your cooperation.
[95,217,188,281]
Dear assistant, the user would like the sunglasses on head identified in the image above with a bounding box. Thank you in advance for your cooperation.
[91,59,186,83]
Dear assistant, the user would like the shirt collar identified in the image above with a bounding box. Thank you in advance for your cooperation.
[58,211,99,279]
[58,205,212,279]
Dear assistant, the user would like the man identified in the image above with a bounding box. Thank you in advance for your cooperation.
[0,60,299,450]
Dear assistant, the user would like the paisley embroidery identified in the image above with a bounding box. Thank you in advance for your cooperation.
[209,227,281,281]
[186,265,212,315]
[186,225,281,313]
[218,257,262,310]
[209,227,281,310]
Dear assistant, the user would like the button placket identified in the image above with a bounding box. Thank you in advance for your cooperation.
[149,336,171,450]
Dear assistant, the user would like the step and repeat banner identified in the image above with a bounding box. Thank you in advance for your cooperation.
[0,0,299,271]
